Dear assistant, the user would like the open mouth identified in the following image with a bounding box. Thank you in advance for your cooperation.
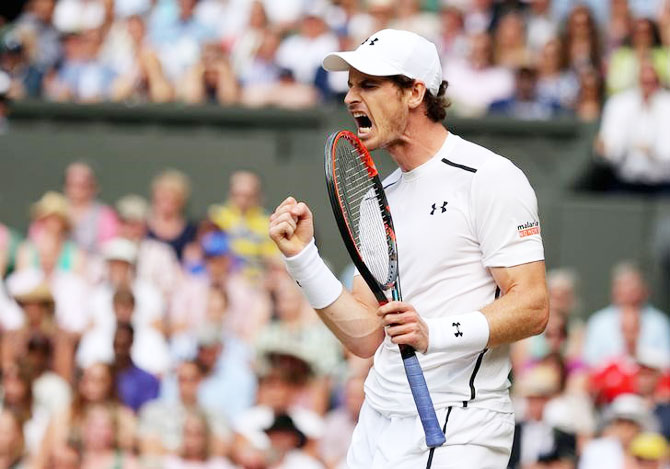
[353,112,373,136]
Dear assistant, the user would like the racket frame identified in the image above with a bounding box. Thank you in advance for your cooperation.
[324,130,446,449]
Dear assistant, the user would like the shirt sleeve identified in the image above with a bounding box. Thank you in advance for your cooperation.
[470,157,545,268]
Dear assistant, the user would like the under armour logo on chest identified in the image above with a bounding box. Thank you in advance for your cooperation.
[430,201,448,215]
[453,322,463,337]
[368,37,379,45]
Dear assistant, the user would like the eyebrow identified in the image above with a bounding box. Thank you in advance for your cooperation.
[347,78,380,88]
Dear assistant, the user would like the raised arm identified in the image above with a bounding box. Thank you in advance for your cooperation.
[269,197,385,357]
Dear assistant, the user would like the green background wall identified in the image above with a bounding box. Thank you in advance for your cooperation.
[2,101,668,316]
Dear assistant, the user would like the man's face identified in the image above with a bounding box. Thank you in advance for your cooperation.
[344,68,410,150]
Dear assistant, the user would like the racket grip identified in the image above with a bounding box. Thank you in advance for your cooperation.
[402,353,447,448]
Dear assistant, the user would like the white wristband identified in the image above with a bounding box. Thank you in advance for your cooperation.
[283,239,343,309]
[425,311,490,355]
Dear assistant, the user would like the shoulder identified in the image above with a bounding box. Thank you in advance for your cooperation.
[381,168,402,190]
[605,89,639,109]
[446,135,512,174]
[643,305,670,324]
[450,138,530,189]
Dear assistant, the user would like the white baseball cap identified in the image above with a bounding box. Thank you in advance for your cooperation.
[322,29,443,96]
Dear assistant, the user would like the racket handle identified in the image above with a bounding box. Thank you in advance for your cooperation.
[402,353,447,448]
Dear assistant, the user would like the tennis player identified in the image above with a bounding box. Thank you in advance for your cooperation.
[269,29,549,468]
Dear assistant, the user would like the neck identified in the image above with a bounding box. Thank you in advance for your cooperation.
[386,120,449,172]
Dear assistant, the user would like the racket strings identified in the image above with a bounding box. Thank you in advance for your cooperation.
[333,140,392,286]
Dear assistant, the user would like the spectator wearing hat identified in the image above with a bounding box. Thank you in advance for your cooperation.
[2,270,75,379]
[4,267,87,380]
[171,230,270,345]
[255,274,343,414]
[17,191,86,276]
[583,262,670,369]
[231,353,324,468]
[579,393,658,469]
[76,237,169,375]
[635,348,670,441]
[263,413,325,469]
[509,364,576,469]
[138,360,231,459]
[628,432,669,469]
[63,162,119,255]
[115,194,179,297]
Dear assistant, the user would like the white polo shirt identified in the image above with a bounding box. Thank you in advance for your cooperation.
[361,133,544,417]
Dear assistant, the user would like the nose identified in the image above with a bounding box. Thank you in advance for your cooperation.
[344,87,359,107]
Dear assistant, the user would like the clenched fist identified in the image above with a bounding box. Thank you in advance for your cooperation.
[269,197,315,257]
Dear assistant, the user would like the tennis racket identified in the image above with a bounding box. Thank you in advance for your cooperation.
[324,130,446,448]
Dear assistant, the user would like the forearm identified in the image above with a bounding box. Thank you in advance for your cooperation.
[315,288,384,358]
[283,239,383,357]
[481,283,549,348]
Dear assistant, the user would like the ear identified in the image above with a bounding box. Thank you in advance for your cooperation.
[407,81,426,110]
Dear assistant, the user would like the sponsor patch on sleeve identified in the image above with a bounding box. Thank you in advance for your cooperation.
[517,220,540,238]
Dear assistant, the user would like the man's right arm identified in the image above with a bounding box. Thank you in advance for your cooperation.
[315,275,384,358]
[269,197,384,358]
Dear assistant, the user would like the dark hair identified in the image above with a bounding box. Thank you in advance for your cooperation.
[388,75,450,122]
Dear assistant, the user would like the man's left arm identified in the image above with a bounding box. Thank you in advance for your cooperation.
[379,261,548,354]
[482,260,549,348]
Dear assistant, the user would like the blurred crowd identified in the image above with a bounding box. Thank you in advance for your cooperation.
[0,161,669,468]
[0,0,667,119]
